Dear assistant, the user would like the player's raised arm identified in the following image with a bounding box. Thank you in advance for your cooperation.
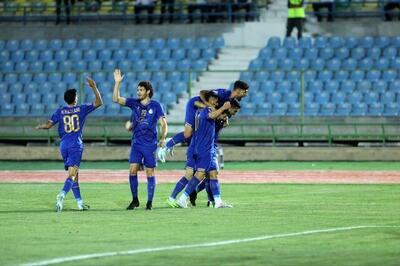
[86,77,103,108]
[35,120,53,130]
[209,101,231,120]
[112,69,127,106]
[158,117,168,147]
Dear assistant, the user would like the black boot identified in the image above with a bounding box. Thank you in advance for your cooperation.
[126,197,140,210]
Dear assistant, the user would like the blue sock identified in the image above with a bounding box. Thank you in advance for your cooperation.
[205,178,214,202]
[129,175,138,198]
[61,177,74,195]
[147,176,156,202]
[166,132,186,149]
[171,176,188,199]
[183,177,201,197]
[72,181,81,201]
[210,179,221,198]
[196,179,206,193]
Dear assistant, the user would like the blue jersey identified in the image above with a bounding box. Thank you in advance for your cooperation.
[50,103,96,148]
[214,119,225,146]
[212,88,231,103]
[191,107,215,155]
[125,98,165,148]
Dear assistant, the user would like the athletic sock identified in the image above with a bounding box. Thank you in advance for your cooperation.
[166,132,186,149]
[72,180,82,202]
[129,175,138,198]
[205,178,214,202]
[210,179,221,205]
[196,179,206,193]
[183,177,201,197]
[147,176,156,202]
[171,176,188,199]
[61,177,74,196]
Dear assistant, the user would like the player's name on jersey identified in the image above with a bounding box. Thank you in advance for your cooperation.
[61,107,81,115]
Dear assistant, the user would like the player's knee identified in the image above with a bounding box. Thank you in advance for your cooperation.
[68,166,78,180]
[129,164,139,175]
[145,168,154,177]
[209,170,218,179]
[185,168,194,179]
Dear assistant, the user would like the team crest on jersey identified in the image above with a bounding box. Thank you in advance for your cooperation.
[148,109,153,114]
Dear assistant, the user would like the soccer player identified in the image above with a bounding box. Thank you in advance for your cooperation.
[158,80,249,161]
[36,77,103,212]
[175,96,232,209]
[166,99,241,208]
[112,69,167,210]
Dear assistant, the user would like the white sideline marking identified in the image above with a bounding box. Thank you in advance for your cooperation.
[22,225,399,266]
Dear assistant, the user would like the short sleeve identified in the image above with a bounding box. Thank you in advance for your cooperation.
[125,98,138,110]
[156,102,166,119]
[50,109,60,125]
[81,103,96,116]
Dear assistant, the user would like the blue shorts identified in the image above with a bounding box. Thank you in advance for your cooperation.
[129,143,157,168]
[194,151,217,172]
[60,146,83,171]
[184,99,197,128]
[185,146,195,169]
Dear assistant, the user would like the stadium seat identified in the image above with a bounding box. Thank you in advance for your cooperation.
[325,80,339,92]
[19,73,32,85]
[315,91,330,104]
[263,58,277,70]
[350,70,365,82]
[347,91,362,104]
[320,102,335,115]
[359,36,374,49]
[172,49,185,60]
[288,47,303,60]
[276,80,291,93]
[1,93,12,104]
[6,40,19,51]
[358,58,373,70]
[259,47,272,59]
[196,37,210,49]
[99,49,112,61]
[351,47,365,60]
[250,92,266,105]
[383,47,397,59]
[151,38,165,50]
[342,58,357,70]
[63,39,77,50]
[329,36,345,49]
[59,61,73,72]
[117,60,131,72]
[73,61,86,71]
[335,47,349,60]
[374,58,390,70]
[260,80,276,92]
[368,102,383,116]
[374,36,390,48]
[39,50,53,62]
[286,70,300,82]
[382,70,397,82]
[305,102,319,116]
[69,50,82,62]
[362,90,378,105]
[267,37,281,48]
[121,39,135,50]
[331,91,345,103]
[336,102,351,116]
[49,39,62,50]
[334,70,349,82]
[78,39,92,50]
[167,38,180,50]
[366,70,381,82]
[372,80,387,93]
[213,37,225,50]
[33,73,47,84]
[390,58,400,69]
[255,71,269,82]
[367,47,381,60]
[273,47,287,59]
[0,50,10,62]
[279,58,293,71]
[256,102,272,115]
[351,102,367,115]
[298,37,312,49]
[240,71,253,82]
[271,103,287,116]
[286,103,300,115]
[304,47,318,60]
[314,36,328,48]
[304,70,317,82]
[1,62,14,72]
[202,48,216,61]
[283,37,296,48]
[4,73,18,84]
[137,71,151,81]
[270,70,285,82]
[310,58,325,71]
[27,93,42,104]
[152,71,166,83]
[20,39,33,51]
[182,37,195,49]
[9,83,23,95]
[340,80,356,93]
[167,71,181,82]
[283,91,298,104]
[54,50,68,62]
[384,102,398,116]
[15,103,30,115]
[11,50,24,62]
[34,39,48,51]
[157,49,171,61]
[318,70,333,82]
[107,38,121,50]
[319,47,334,60]
[15,62,29,72]
[126,49,141,61]
[0,103,14,116]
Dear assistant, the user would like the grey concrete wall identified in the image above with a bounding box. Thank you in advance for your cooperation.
[1,146,399,161]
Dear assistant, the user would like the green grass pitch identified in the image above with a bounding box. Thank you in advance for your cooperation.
[0,182,399,265]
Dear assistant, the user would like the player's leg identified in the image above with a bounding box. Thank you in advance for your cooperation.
[127,144,142,210]
[143,147,159,210]
[167,167,194,207]
[66,147,89,211]
[209,170,232,208]
[204,177,214,207]
[176,170,205,208]
[56,146,77,212]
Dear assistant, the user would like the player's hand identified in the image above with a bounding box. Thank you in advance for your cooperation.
[86,77,97,89]
[114,69,124,83]
[222,101,231,110]
[158,138,166,147]
[125,121,133,132]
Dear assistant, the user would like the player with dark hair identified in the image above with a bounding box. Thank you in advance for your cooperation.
[113,69,167,211]
[174,93,232,208]
[158,80,249,161]
[36,77,103,212]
